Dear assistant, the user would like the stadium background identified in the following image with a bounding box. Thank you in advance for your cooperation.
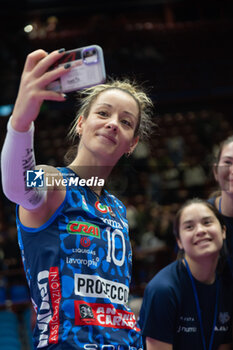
[0,0,233,348]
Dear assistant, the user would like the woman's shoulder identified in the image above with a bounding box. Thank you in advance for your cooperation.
[146,260,182,293]
[104,191,126,214]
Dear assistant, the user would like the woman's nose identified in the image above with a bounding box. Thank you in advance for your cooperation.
[105,117,119,132]
[196,223,207,236]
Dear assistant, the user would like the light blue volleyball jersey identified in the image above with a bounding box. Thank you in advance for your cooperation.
[16,167,143,350]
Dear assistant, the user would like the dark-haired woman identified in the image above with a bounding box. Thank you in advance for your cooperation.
[140,199,233,350]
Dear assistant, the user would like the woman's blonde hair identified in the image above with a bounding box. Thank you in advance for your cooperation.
[67,78,155,143]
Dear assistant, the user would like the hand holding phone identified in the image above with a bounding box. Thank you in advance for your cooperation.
[47,45,106,93]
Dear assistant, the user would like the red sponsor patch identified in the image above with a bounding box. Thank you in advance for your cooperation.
[74,301,140,331]
[80,237,91,247]
[67,221,100,238]
[48,267,61,344]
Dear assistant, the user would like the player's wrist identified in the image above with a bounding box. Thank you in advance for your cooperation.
[10,115,34,133]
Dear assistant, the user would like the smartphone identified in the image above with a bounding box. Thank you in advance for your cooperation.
[47,45,106,93]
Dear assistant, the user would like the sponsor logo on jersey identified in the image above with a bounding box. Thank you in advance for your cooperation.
[79,303,95,320]
[36,267,61,348]
[100,217,123,229]
[95,201,115,216]
[80,237,91,247]
[74,274,129,305]
[66,256,99,267]
[75,301,140,332]
[67,221,100,238]
[48,267,61,344]
[72,248,96,255]
[37,270,51,348]
[95,201,110,213]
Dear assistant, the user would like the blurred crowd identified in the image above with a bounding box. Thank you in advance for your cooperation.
[1,106,232,301]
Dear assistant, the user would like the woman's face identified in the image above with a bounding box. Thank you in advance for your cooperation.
[177,203,226,261]
[214,141,233,193]
[77,89,139,165]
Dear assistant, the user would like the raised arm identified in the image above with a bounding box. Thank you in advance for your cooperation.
[1,49,71,215]
[10,49,69,131]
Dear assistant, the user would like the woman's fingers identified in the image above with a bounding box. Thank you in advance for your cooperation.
[37,62,72,89]
[23,49,68,80]
[32,49,66,78]
[37,90,67,102]
[11,49,71,124]
[24,49,73,91]
[23,49,48,72]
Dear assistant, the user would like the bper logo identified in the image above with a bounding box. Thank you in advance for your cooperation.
[26,169,44,187]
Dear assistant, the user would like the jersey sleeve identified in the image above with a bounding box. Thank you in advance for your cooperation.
[139,279,178,344]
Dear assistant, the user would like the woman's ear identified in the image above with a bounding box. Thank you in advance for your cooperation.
[176,238,183,251]
[128,136,139,155]
[76,115,84,136]
[213,163,218,182]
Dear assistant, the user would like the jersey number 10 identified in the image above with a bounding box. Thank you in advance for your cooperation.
[105,228,126,267]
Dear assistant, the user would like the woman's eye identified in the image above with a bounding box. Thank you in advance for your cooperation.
[204,220,211,225]
[121,119,132,127]
[98,111,108,117]
[185,225,193,230]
